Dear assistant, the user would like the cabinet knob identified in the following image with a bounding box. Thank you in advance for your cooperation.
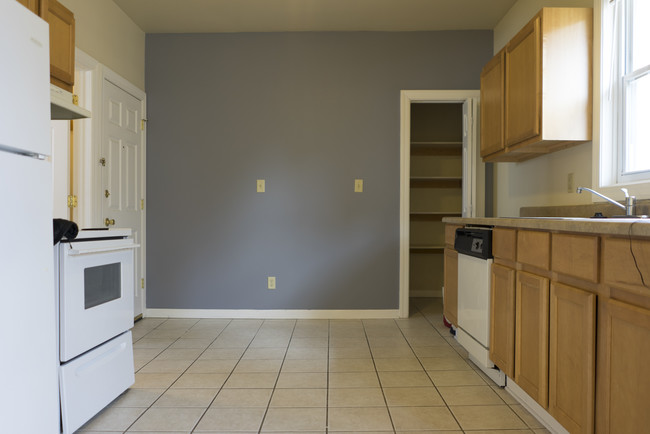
[104,218,115,227]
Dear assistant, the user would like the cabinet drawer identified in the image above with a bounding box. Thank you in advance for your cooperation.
[494,228,517,261]
[602,237,650,292]
[445,224,461,247]
[60,331,134,434]
[551,233,599,283]
[517,230,550,270]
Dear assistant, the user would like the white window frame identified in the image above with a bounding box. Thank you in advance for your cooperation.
[595,0,650,199]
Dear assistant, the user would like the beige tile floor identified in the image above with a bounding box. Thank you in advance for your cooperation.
[76,298,550,434]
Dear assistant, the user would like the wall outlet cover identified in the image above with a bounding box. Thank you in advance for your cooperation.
[267,276,276,289]
[257,179,265,193]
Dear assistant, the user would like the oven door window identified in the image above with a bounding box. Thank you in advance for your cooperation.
[84,262,121,309]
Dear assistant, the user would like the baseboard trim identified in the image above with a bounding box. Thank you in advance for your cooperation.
[505,378,569,434]
[409,290,442,298]
[144,308,401,320]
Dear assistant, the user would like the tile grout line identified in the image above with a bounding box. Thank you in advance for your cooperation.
[188,318,265,433]
[81,300,542,434]
[362,318,398,434]
[128,317,236,434]
[255,318,297,434]
[404,304,467,432]
[411,301,536,433]
[123,317,209,433]
[325,319,330,434]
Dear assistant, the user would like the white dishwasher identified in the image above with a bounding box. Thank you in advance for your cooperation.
[455,227,506,386]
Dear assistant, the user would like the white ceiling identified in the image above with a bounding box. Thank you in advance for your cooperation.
[112,0,518,33]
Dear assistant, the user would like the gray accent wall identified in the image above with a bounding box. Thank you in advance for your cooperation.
[145,31,492,310]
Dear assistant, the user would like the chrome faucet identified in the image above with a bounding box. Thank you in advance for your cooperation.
[576,187,636,216]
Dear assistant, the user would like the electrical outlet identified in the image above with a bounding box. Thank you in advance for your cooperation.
[567,172,574,193]
[354,179,363,193]
[257,179,265,193]
[267,276,276,289]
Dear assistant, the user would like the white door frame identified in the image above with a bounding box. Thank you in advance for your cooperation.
[72,48,100,229]
[73,49,147,318]
[399,90,481,318]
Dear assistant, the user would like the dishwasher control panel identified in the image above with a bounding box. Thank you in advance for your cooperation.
[454,227,493,259]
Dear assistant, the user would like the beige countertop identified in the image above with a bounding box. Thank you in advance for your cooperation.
[442,216,650,237]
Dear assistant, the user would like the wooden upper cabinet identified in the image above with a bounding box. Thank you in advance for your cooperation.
[16,0,42,14]
[46,0,75,92]
[480,50,505,157]
[481,7,593,162]
[505,17,541,148]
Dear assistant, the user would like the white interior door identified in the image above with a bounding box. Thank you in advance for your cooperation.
[101,79,144,317]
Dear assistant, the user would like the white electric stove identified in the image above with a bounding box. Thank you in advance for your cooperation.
[55,228,138,434]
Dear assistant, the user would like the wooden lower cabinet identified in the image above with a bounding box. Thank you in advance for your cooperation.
[515,270,549,408]
[549,282,596,434]
[443,248,458,326]
[489,263,516,377]
[596,299,650,433]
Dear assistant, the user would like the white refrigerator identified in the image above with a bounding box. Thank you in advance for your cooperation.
[0,1,60,433]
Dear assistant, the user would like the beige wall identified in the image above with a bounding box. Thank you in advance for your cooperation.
[491,0,595,217]
[59,0,145,90]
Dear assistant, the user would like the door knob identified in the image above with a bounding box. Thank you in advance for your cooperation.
[104,218,115,227]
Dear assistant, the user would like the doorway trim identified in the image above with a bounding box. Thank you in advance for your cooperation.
[399,90,481,318]
[99,66,147,318]
[73,49,148,318]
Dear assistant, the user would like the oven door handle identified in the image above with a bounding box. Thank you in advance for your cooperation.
[66,244,140,256]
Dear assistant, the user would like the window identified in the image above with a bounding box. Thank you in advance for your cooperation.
[602,0,650,185]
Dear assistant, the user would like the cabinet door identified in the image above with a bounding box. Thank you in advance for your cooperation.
[46,0,74,91]
[505,16,541,147]
[549,282,596,434]
[490,263,516,377]
[443,248,458,326]
[16,0,40,14]
[596,299,650,433]
[515,270,549,408]
[480,50,504,156]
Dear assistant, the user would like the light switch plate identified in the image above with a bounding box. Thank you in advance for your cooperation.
[257,179,265,193]
[354,179,363,193]
[267,276,276,289]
